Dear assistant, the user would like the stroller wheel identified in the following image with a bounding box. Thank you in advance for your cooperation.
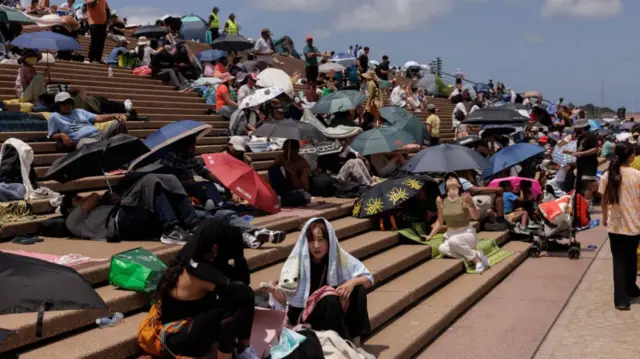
[568,247,581,260]
[528,246,541,258]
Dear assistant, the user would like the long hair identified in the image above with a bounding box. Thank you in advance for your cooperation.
[154,256,185,302]
[605,142,635,205]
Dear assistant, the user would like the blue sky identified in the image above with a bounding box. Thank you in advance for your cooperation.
[109,0,634,109]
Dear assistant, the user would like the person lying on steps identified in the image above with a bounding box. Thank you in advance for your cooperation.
[261,218,373,345]
[67,87,148,121]
[47,92,128,150]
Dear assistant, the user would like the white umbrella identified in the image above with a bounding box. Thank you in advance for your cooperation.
[368,60,379,67]
[319,62,346,73]
[239,86,284,110]
[256,68,294,98]
[403,60,420,69]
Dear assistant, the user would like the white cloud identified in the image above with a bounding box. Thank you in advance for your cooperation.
[523,33,544,44]
[336,0,454,32]
[542,0,622,18]
[116,6,166,25]
[257,0,336,12]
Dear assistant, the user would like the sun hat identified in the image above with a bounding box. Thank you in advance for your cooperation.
[361,70,376,80]
[219,72,235,83]
[572,119,590,129]
[136,36,149,46]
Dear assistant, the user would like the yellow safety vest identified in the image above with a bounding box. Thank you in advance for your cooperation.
[209,13,219,29]
[226,20,238,35]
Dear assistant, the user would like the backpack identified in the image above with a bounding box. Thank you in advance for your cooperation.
[137,303,190,358]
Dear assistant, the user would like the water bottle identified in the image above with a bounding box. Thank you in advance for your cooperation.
[95,312,124,328]
[108,66,113,78]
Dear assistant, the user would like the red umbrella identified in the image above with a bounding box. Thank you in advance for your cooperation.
[202,153,281,214]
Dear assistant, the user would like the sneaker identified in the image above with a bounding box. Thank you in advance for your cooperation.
[484,221,508,231]
[254,229,286,245]
[242,232,262,249]
[160,227,189,245]
[475,260,487,273]
[478,250,489,268]
[236,347,260,359]
[124,99,133,112]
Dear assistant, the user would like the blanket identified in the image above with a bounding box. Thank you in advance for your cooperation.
[278,217,373,308]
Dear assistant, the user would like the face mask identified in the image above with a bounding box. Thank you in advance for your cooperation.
[25,57,37,66]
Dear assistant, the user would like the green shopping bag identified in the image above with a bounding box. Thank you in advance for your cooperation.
[108,248,167,293]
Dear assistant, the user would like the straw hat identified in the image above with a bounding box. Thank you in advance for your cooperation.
[361,70,376,80]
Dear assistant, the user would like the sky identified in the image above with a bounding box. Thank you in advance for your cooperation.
[108,0,636,109]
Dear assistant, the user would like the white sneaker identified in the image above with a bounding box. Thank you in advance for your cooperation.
[475,261,487,273]
[242,232,262,248]
[254,229,286,245]
[478,250,489,269]
[124,99,133,112]
[237,347,260,359]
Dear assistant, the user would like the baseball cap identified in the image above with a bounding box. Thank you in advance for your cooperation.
[54,92,74,104]
[306,35,313,41]
[228,136,246,152]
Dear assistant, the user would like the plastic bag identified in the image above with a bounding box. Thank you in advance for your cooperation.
[108,247,167,292]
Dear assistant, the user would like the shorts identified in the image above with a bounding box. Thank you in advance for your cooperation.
[305,65,319,85]
[473,194,495,220]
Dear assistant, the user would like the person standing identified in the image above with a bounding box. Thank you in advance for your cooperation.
[425,103,441,146]
[303,35,320,88]
[357,46,369,78]
[208,7,220,42]
[86,0,109,64]
[253,28,275,65]
[375,54,389,81]
[224,13,238,35]
[600,142,640,311]
[564,118,599,209]
[362,70,382,125]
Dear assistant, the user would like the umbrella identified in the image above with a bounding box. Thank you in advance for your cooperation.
[129,120,212,170]
[319,62,346,73]
[44,134,149,188]
[202,153,280,214]
[239,86,284,110]
[350,127,416,156]
[368,60,379,68]
[552,141,577,167]
[481,143,545,179]
[180,15,208,43]
[241,60,270,74]
[487,176,542,198]
[329,53,356,67]
[523,90,542,99]
[311,90,365,114]
[0,5,36,25]
[253,118,325,141]
[352,175,435,218]
[462,83,477,101]
[10,31,82,52]
[197,49,227,62]
[379,106,424,144]
[403,144,490,173]
[133,25,168,39]
[256,68,294,98]
[452,134,483,148]
[598,128,614,137]
[496,103,528,111]
[0,252,107,338]
[211,34,254,52]
[415,73,437,93]
[403,60,419,68]
[481,124,517,137]
[464,107,530,125]
[588,119,602,131]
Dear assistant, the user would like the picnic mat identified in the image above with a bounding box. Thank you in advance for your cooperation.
[0,249,108,268]
[398,228,513,274]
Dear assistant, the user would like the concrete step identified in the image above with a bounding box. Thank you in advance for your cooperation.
[0,69,161,85]
[0,129,220,142]
[0,95,210,109]
[0,85,201,100]
[363,240,531,359]
[0,77,175,92]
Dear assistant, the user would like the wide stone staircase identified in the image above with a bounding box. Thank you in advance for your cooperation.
[0,33,527,359]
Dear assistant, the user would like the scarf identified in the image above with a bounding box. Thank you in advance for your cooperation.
[278,217,373,308]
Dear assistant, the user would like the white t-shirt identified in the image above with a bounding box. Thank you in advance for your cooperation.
[390,86,406,107]
[452,102,467,127]
[237,84,254,103]
[253,37,274,64]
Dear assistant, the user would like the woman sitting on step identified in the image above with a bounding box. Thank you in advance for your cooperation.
[139,218,260,359]
[261,217,374,344]
[425,172,490,273]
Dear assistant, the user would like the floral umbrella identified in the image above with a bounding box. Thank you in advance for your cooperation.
[352,175,435,218]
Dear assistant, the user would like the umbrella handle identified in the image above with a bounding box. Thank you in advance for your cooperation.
[100,164,113,193]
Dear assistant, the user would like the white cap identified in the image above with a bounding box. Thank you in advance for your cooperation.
[54,92,73,104]
[228,136,246,151]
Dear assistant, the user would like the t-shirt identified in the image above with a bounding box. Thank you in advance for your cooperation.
[86,0,108,25]
[237,84,253,103]
[358,54,368,73]
[303,45,319,67]
[215,83,230,110]
[106,46,126,65]
[375,61,389,81]
[452,102,467,127]
[426,114,441,138]
[576,132,599,177]
[253,37,274,64]
[65,205,113,240]
[503,192,518,214]
[601,141,614,158]
[438,178,473,195]
[47,109,99,144]
[598,167,640,236]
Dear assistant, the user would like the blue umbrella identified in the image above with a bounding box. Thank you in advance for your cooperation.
[588,119,602,131]
[197,49,227,62]
[481,143,544,179]
[129,120,212,170]
[403,144,489,173]
[180,15,208,43]
[10,31,82,52]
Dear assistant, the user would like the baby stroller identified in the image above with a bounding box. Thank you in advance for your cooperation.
[528,185,584,259]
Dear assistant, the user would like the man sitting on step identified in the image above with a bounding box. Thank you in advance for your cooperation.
[47,92,128,150]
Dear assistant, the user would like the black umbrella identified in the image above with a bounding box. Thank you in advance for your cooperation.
[598,128,614,137]
[0,252,107,338]
[497,103,528,111]
[211,34,254,52]
[0,328,15,343]
[481,124,517,136]
[133,25,169,39]
[353,175,435,218]
[253,119,326,141]
[44,134,149,188]
[464,107,529,125]
[452,134,483,148]
[403,144,490,174]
